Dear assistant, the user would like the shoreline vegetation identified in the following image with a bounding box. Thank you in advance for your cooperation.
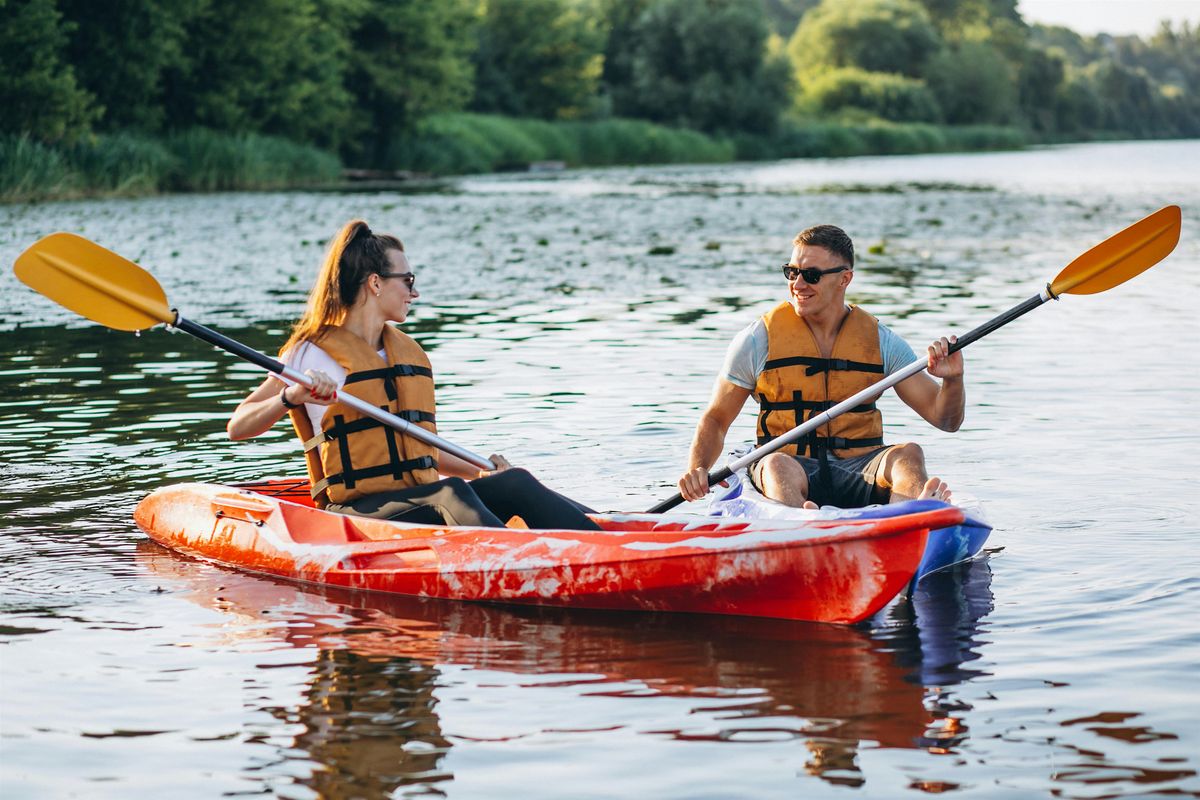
[5,115,1037,204]
[4,0,1196,205]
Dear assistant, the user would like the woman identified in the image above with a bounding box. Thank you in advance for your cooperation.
[228,220,600,531]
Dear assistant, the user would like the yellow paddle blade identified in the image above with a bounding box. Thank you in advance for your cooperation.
[1050,205,1181,296]
[13,232,173,331]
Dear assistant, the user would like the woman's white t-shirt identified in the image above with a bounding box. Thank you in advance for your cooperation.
[281,341,385,433]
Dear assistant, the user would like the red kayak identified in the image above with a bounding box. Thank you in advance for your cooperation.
[133,479,963,624]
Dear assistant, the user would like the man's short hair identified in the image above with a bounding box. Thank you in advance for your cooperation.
[794,225,854,267]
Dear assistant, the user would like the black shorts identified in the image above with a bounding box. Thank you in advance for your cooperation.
[749,446,893,508]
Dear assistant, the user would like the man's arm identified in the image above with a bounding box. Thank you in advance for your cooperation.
[894,335,965,432]
[677,378,752,501]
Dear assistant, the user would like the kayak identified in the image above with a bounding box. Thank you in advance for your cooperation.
[706,468,992,588]
[133,479,964,624]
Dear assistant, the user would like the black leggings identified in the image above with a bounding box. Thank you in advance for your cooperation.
[326,468,600,531]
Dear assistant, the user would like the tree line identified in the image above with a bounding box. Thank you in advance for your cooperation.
[3,0,1197,171]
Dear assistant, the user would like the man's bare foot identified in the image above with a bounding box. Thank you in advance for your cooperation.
[917,477,953,503]
[803,500,819,510]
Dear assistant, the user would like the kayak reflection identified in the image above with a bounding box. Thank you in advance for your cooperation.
[136,542,994,794]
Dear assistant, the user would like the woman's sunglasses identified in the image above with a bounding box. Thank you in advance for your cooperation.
[781,264,850,284]
[379,271,416,290]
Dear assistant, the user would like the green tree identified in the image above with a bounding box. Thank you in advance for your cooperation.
[1016,45,1065,133]
[345,0,477,165]
[924,40,1017,124]
[618,0,791,133]
[788,0,942,81]
[805,66,941,121]
[160,0,357,149]
[57,0,199,133]
[0,0,99,141]
[471,0,605,119]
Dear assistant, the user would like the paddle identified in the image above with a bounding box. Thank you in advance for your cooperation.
[12,232,496,471]
[647,205,1182,513]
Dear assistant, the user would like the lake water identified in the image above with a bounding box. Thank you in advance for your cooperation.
[1,140,1198,798]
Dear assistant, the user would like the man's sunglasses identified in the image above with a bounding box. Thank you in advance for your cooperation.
[379,271,416,290]
[781,264,850,284]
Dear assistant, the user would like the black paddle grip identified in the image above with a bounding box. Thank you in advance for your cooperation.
[173,315,288,376]
[949,292,1046,354]
[645,464,734,514]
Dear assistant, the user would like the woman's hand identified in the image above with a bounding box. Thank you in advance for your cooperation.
[286,369,338,406]
[479,453,512,477]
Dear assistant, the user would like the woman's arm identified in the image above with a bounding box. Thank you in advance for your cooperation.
[227,371,337,440]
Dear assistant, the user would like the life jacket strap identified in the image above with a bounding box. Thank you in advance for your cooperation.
[345,364,434,402]
[763,355,884,377]
[303,409,437,452]
[310,455,438,500]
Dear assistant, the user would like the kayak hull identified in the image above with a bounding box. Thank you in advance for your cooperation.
[707,470,992,586]
[133,480,965,624]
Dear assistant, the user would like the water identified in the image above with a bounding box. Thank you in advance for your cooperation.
[2,140,1198,798]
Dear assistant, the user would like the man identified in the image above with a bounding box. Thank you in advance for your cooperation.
[677,224,964,508]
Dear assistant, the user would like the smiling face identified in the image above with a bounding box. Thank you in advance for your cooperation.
[786,244,852,319]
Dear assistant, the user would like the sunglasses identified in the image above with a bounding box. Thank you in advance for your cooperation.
[781,264,850,284]
[379,271,416,290]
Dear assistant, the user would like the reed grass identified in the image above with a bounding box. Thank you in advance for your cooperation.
[0,135,75,203]
[395,113,735,174]
[164,129,341,192]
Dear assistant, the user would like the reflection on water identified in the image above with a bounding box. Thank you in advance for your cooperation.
[2,140,1198,797]
[134,540,995,796]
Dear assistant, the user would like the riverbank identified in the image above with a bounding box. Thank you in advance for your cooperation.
[2,115,1044,204]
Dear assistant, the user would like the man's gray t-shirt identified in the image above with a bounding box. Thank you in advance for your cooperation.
[721,313,919,390]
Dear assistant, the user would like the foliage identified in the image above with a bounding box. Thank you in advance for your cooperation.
[163,129,341,191]
[344,0,477,166]
[393,113,734,174]
[3,0,1198,199]
[65,132,178,193]
[924,40,1018,125]
[804,67,942,122]
[57,0,198,133]
[761,0,819,37]
[472,0,605,120]
[609,0,792,133]
[0,0,99,142]
[159,0,358,150]
[0,133,74,201]
[788,0,942,80]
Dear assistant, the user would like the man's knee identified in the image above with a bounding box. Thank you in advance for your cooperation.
[759,453,808,492]
[885,442,926,472]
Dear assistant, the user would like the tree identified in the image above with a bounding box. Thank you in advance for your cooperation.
[805,66,941,121]
[57,0,199,133]
[617,0,791,133]
[1016,45,1065,133]
[159,0,358,149]
[472,0,605,119]
[788,0,942,81]
[345,0,477,165]
[0,0,99,141]
[924,40,1017,124]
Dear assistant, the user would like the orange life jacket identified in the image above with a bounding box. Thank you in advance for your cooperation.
[289,325,439,507]
[754,302,886,459]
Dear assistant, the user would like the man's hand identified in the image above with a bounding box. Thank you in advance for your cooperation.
[926,335,963,380]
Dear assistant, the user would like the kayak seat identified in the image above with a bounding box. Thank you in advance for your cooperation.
[277,503,371,545]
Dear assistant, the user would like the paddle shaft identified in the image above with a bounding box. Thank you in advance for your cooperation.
[171,314,496,471]
[646,287,1054,513]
